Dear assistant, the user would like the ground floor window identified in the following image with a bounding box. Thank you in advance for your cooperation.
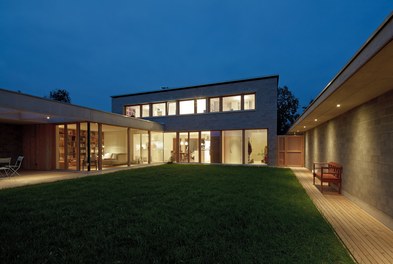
[222,130,243,164]
[56,124,269,170]
[168,129,267,165]
[245,129,268,164]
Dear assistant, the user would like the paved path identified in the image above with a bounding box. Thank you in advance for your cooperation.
[291,167,393,264]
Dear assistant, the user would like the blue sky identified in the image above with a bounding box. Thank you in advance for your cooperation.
[0,1,392,111]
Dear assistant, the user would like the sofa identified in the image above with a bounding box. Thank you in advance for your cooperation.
[102,153,127,166]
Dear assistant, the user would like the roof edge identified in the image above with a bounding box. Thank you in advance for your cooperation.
[289,11,393,133]
[111,74,279,98]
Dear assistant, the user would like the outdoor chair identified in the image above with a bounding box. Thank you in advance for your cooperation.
[0,157,12,177]
[7,156,24,176]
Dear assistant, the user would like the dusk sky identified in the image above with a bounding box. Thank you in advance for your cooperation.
[1,1,392,112]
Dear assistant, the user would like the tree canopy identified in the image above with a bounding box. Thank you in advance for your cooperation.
[277,86,299,135]
[49,89,71,103]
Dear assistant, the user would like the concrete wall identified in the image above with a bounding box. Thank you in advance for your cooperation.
[305,89,393,220]
[112,77,278,165]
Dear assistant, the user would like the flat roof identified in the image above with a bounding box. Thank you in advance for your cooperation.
[289,12,393,134]
[0,88,163,131]
[111,75,279,98]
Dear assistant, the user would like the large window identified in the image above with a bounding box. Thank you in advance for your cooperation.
[167,102,176,115]
[196,99,206,113]
[245,129,267,164]
[123,93,255,118]
[222,130,243,164]
[125,105,140,117]
[142,104,150,117]
[130,129,149,164]
[244,94,255,110]
[152,103,166,117]
[179,132,189,162]
[189,132,199,163]
[151,132,164,162]
[209,98,220,112]
[179,100,195,115]
[164,132,177,162]
[223,95,241,111]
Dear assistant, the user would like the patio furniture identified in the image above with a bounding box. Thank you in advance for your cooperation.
[313,162,343,194]
[7,156,24,176]
[0,157,12,177]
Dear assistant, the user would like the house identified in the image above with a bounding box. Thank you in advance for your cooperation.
[288,12,393,228]
[111,75,278,165]
[0,88,163,171]
[0,75,278,172]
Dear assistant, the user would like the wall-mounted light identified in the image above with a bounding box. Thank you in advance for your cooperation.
[303,126,306,128]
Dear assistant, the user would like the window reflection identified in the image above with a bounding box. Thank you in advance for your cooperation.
[142,104,150,117]
[152,103,166,117]
[125,105,140,117]
[180,100,194,115]
[167,102,176,115]
[244,94,255,110]
[223,95,241,111]
[209,98,220,112]
[196,99,206,113]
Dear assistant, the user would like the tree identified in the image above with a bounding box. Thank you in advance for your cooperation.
[49,89,71,103]
[277,86,299,135]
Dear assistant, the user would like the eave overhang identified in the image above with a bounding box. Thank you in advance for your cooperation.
[289,12,393,134]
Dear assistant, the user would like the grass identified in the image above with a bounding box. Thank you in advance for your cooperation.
[0,164,353,263]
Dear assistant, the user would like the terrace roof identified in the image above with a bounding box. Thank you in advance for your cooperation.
[289,12,393,134]
[0,88,163,131]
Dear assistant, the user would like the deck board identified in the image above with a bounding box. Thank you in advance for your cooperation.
[291,167,393,264]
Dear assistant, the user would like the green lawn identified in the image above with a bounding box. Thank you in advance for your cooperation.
[0,164,353,263]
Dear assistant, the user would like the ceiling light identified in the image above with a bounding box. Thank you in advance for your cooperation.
[314,118,318,122]
[336,104,341,108]
[303,126,306,128]
[46,116,50,120]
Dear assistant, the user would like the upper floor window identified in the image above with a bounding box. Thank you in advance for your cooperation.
[142,104,150,117]
[125,105,140,118]
[223,95,241,111]
[244,94,255,110]
[179,100,195,115]
[124,92,255,118]
[167,101,176,115]
[152,103,166,117]
[197,99,206,113]
[209,97,220,112]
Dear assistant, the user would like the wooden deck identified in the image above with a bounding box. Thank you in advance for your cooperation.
[291,167,393,264]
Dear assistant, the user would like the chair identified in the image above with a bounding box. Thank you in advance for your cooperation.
[0,157,12,177]
[7,156,24,176]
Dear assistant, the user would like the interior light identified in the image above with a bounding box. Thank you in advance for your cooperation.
[303,126,306,128]
[336,104,341,108]
[314,119,318,122]
[46,116,50,120]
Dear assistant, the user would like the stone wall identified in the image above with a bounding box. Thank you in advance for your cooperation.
[305,89,393,219]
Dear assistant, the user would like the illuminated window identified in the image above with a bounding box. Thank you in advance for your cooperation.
[179,100,195,115]
[125,105,140,118]
[152,103,166,117]
[167,102,176,115]
[197,99,206,113]
[223,95,241,111]
[244,94,255,110]
[209,98,220,112]
[142,104,150,117]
